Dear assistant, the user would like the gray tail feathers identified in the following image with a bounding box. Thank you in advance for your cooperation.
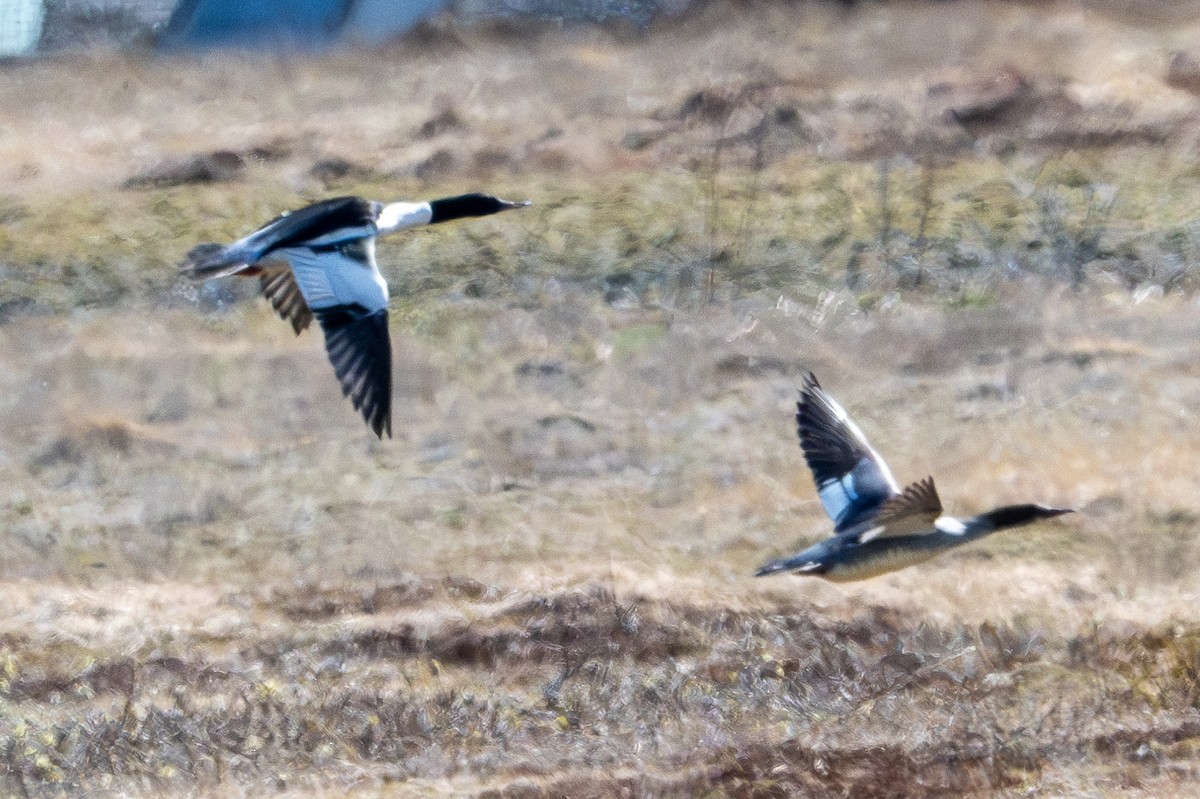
[755,553,821,577]
[179,243,251,280]
[755,556,798,577]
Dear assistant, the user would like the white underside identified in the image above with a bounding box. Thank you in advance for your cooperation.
[824,546,940,582]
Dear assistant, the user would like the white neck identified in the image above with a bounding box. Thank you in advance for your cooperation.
[376,201,433,235]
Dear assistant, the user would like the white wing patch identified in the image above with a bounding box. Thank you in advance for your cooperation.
[797,375,902,531]
[858,525,886,544]
[298,225,376,249]
[236,218,374,259]
[935,517,967,535]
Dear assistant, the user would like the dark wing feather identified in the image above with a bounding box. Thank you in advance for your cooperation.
[857,477,943,542]
[797,372,900,532]
[315,305,392,438]
[258,266,313,335]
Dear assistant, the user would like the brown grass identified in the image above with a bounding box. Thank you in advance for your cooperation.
[1,288,1200,796]
[4,0,1200,796]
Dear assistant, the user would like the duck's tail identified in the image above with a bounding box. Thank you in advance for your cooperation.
[754,553,821,577]
[178,243,254,280]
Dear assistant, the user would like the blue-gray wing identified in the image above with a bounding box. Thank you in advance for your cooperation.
[254,238,385,337]
[797,372,900,532]
[316,305,392,438]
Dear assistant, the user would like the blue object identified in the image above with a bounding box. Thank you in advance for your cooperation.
[0,0,45,56]
[160,0,449,50]
[343,0,449,45]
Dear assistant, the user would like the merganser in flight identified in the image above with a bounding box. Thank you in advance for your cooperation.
[179,193,530,438]
[755,373,1072,582]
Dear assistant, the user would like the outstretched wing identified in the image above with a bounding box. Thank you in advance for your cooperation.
[261,238,391,437]
[797,372,900,532]
[181,196,395,437]
[315,305,392,438]
[856,477,943,542]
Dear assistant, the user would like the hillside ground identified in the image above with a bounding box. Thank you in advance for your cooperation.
[4,1,1200,796]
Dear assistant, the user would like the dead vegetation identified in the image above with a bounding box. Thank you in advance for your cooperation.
[3,1,1200,796]
[0,284,1197,796]
[2,576,1200,798]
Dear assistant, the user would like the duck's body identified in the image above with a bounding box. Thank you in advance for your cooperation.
[755,373,1072,581]
[180,193,529,437]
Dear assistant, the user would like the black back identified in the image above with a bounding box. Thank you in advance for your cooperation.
[259,196,377,252]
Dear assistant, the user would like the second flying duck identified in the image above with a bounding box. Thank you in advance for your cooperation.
[756,373,1072,581]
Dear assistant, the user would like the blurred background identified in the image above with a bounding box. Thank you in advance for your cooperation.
[2,0,693,54]
[4,1,1200,797]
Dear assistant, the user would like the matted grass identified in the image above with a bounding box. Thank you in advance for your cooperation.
[0,288,1199,796]
[4,0,1200,795]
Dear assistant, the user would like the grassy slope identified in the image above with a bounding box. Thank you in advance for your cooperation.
[3,1,1200,796]
[3,2,1200,311]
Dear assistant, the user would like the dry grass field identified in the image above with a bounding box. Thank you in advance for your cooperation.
[5,1,1200,796]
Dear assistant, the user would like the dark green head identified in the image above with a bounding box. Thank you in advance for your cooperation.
[428,193,531,224]
[975,504,1074,531]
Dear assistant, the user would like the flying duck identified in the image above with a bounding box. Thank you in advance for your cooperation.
[755,373,1072,582]
[179,193,530,438]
